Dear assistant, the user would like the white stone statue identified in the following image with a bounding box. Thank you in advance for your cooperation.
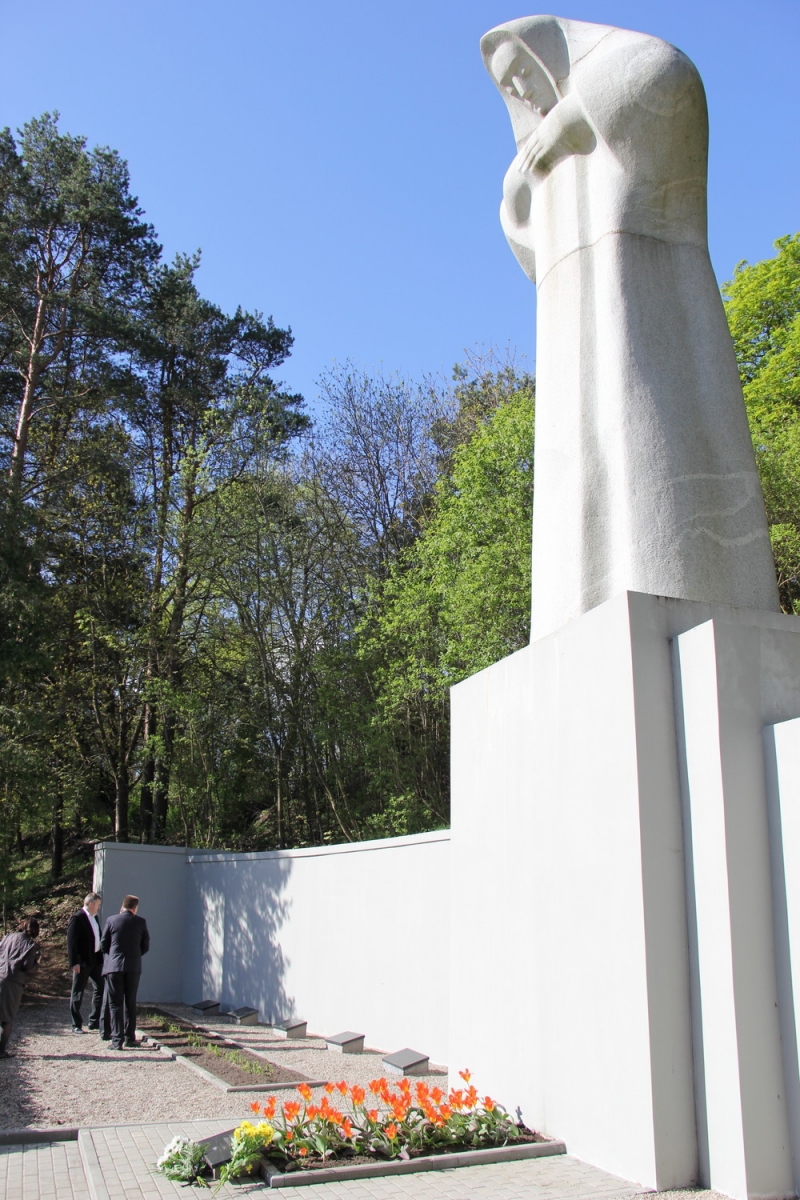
[481,16,779,640]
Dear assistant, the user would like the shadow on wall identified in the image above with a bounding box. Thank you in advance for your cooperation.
[197,854,295,1023]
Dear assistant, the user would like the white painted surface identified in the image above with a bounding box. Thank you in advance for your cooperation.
[764,717,800,1195]
[481,17,777,640]
[93,842,188,1003]
[673,617,800,1198]
[451,592,698,1189]
[96,593,800,1198]
[450,592,800,1193]
[98,831,451,1066]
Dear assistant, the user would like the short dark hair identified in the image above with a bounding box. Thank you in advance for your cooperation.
[121,895,139,911]
[19,916,39,937]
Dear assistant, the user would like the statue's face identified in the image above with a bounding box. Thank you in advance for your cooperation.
[491,41,557,116]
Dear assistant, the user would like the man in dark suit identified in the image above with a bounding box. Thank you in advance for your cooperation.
[66,892,104,1034]
[100,895,150,1050]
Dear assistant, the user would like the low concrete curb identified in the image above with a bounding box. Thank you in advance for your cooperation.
[262,1138,567,1188]
[77,1129,107,1200]
[0,1126,79,1145]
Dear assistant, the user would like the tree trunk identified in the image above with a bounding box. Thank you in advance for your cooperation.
[9,299,46,493]
[151,712,174,842]
[139,703,155,842]
[50,793,64,878]
[115,770,129,842]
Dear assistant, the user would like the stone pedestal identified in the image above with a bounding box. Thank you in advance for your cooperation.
[449,592,800,1198]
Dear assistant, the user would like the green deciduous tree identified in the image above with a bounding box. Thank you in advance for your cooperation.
[723,234,800,610]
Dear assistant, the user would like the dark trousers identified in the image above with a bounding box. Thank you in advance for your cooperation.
[70,959,103,1030]
[99,978,113,1038]
[106,972,140,1046]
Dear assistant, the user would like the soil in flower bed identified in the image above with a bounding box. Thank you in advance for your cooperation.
[267,1128,548,1174]
[138,1009,311,1088]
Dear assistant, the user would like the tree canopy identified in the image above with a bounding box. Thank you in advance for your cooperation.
[1,112,798,908]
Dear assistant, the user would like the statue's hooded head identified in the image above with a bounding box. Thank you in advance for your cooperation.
[481,16,570,144]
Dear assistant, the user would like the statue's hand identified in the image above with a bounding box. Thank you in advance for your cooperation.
[516,95,594,176]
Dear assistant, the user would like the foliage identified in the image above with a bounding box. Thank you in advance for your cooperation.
[155,1071,522,1187]
[214,1121,274,1189]
[3,107,799,870]
[254,1071,519,1165]
[723,233,800,611]
[155,1135,207,1184]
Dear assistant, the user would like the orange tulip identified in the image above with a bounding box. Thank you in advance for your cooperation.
[298,1083,312,1102]
[299,1146,308,1157]
[263,1098,277,1119]
[385,1123,398,1140]
[249,1100,260,1113]
[483,1096,495,1112]
[431,1087,444,1103]
[367,1109,378,1122]
[284,1101,301,1120]
[350,1085,365,1105]
[459,1069,472,1083]
[325,1082,335,1094]
[336,1080,348,1095]
[340,1118,354,1139]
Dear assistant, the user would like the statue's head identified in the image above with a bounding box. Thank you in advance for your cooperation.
[487,37,558,116]
[481,17,569,143]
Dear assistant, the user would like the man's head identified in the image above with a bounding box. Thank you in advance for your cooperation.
[19,916,39,938]
[83,892,102,916]
[121,895,139,913]
[490,39,558,116]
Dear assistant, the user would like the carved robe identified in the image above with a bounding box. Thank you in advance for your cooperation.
[482,16,779,640]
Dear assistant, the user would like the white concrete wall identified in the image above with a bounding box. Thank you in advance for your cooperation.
[761,716,800,1197]
[182,831,450,1066]
[95,832,451,1064]
[93,841,188,1002]
[450,592,698,1190]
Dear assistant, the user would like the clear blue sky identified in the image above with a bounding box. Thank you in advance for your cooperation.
[0,1,797,410]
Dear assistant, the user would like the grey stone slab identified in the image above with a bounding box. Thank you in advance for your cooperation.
[229,1007,259,1025]
[198,1130,234,1169]
[382,1047,429,1075]
[274,1019,307,1038]
[191,1000,220,1014]
[325,1032,365,1054]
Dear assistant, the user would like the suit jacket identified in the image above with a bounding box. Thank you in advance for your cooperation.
[100,911,150,976]
[66,909,102,970]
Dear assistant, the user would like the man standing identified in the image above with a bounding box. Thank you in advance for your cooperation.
[66,892,103,1034]
[100,895,150,1050]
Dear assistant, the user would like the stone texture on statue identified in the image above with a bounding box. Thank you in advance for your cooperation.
[481,17,779,640]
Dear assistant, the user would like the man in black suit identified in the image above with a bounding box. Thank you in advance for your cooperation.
[100,895,150,1050]
[66,892,104,1034]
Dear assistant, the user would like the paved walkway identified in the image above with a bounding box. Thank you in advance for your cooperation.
[0,1122,733,1200]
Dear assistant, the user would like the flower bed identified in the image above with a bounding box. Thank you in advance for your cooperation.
[138,1009,310,1089]
[155,1071,549,1188]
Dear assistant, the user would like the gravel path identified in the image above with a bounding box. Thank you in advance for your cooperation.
[0,999,448,1131]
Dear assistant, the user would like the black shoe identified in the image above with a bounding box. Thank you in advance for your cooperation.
[72,1027,86,1035]
[100,1034,110,1041]
[110,1043,124,1051]
[87,1024,99,1031]
[123,1040,138,1048]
